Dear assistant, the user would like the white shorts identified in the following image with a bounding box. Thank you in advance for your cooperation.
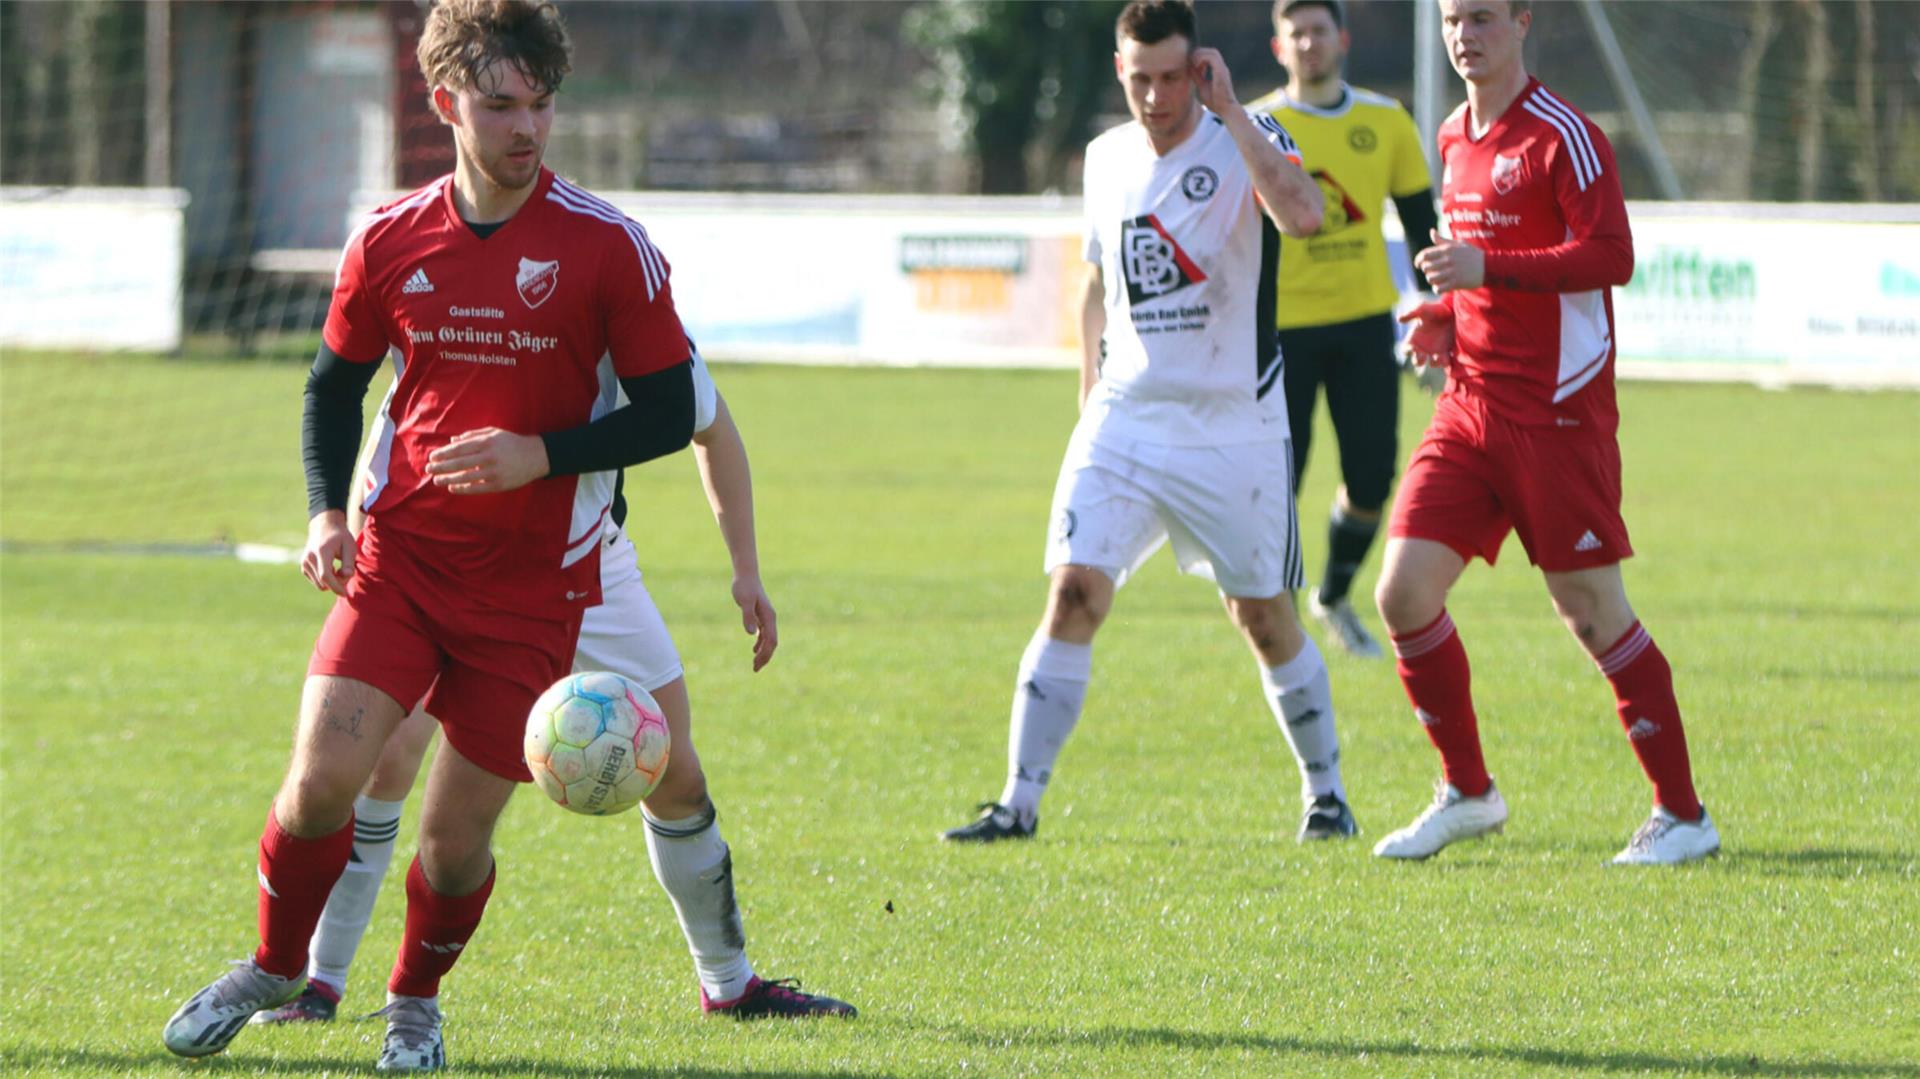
[1043,425,1303,599]
[573,526,683,692]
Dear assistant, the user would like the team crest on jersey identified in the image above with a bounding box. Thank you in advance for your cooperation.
[516,257,559,308]
[1181,165,1219,202]
[1120,214,1207,305]
[1490,153,1524,196]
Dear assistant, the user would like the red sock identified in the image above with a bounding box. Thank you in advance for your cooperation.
[388,855,495,999]
[254,807,355,978]
[1597,622,1701,820]
[1390,610,1491,797]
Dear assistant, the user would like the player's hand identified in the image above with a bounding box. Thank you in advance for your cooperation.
[1190,47,1237,113]
[732,574,778,672]
[1397,299,1457,370]
[301,510,356,596]
[1415,229,1486,292]
[425,427,550,494]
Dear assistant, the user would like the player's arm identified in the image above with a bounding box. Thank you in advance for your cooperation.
[426,360,696,494]
[1078,261,1105,411]
[1189,48,1322,238]
[1478,133,1633,292]
[1417,129,1632,295]
[301,343,383,594]
[691,393,777,672]
[1393,189,1441,294]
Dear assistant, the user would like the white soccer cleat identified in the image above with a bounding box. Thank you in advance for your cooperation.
[1308,592,1384,659]
[1372,781,1508,860]
[374,994,446,1072]
[1612,805,1720,865]
[162,958,304,1057]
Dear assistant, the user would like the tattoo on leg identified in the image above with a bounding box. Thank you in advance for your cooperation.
[320,692,367,741]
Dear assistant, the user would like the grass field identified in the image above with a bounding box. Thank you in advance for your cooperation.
[2,352,1917,1077]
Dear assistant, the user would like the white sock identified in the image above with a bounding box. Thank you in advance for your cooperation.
[1260,637,1344,801]
[644,804,754,1003]
[997,633,1093,824]
[307,794,405,996]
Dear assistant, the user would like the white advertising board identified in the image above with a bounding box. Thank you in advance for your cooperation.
[336,191,1915,388]
[1613,209,1919,387]
[1,187,188,352]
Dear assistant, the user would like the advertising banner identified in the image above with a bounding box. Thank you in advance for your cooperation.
[1,188,188,352]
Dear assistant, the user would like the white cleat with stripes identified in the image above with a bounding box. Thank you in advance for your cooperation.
[1372,781,1509,860]
[162,958,304,1058]
[1612,805,1720,865]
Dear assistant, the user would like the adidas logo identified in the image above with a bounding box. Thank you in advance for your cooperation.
[402,268,435,294]
[1574,530,1602,553]
[1626,717,1661,741]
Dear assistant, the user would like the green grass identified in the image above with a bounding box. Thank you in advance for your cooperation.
[2,352,1917,1076]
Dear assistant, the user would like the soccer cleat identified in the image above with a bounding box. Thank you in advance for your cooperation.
[1298,793,1359,841]
[373,995,446,1071]
[249,981,340,1025]
[702,976,857,1019]
[1308,593,1384,659]
[1612,805,1720,866]
[162,958,304,1057]
[940,802,1035,843]
[1372,781,1508,860]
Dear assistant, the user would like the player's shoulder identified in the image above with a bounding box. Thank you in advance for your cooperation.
[1518,80,1608,141]
[1246,87,1288,117]
[540,174,651,239]
[347,176,451,254]
[1347,85,1414,121]
[1516,80,1616,177]
[1439,100,1471,139]
[539,173,673,292]
[1087,119,1141,157]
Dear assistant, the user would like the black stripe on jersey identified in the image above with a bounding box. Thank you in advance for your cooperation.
[1251,112,1301,157]
[1255,218,1281,399]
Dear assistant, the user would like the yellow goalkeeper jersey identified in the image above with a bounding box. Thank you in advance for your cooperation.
[1249,84,1432,329]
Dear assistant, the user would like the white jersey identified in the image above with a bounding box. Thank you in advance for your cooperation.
[1081,108,1301,446]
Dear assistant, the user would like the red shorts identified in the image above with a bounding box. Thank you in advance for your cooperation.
[307,526,582,782]
[1390,390,1632,571]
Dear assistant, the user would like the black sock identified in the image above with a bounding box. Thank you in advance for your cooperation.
[1320,504,1380,605]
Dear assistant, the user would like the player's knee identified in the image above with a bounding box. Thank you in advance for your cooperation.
[1231,597,1301,660]
[1047,572,1110,634]
[644,761,708,819]
[416,824,494,895]
[1342,480,1390,517]
[276,766,362,836]
[1374,572,1438,635]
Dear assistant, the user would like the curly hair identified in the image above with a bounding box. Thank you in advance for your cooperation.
[416,0,572,95]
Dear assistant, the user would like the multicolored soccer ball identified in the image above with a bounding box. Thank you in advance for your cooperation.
[524,671,670,816]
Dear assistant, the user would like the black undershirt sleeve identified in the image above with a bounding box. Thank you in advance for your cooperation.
[1394,188,1441,294]
[541,359,696,477]
[302,344,383,517]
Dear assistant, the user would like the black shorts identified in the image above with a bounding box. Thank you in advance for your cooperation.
[1279,312,1401,510]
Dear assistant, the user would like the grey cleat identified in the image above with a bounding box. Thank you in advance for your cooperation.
[162,958,304,1057]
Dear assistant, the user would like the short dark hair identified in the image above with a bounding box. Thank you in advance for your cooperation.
[417,0,572,95]
[1116,0,1197,48]
[1275,0,1343,31]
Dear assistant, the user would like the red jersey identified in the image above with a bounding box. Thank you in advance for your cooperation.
[323,167,689,617]
[1436,78,1634,430]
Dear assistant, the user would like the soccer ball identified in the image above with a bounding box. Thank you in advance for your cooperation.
[524,671,670,816]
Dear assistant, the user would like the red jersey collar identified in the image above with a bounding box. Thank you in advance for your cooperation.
[1464,76,1542,144]
[438,166,555,238]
